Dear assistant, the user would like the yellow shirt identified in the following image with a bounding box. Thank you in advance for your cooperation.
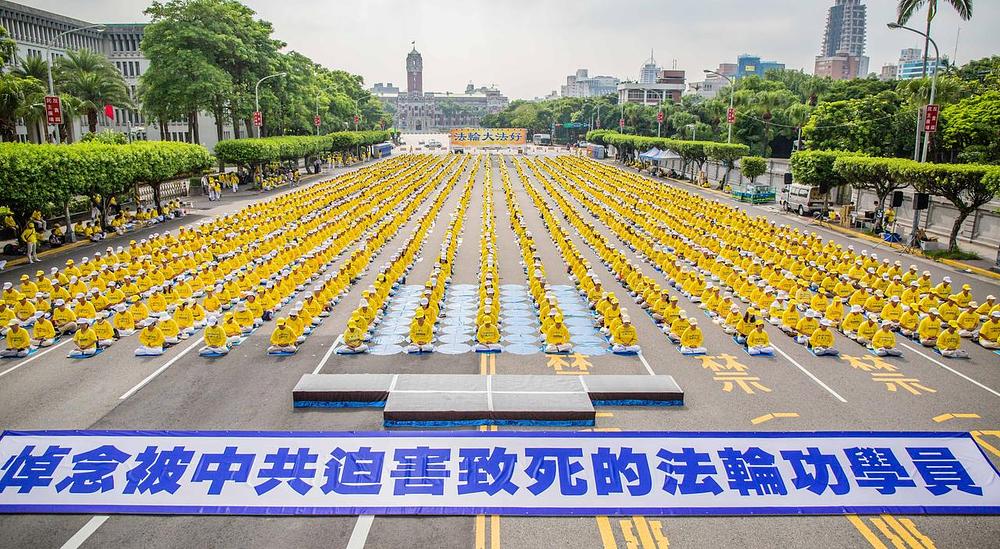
[680,326,703,348]
[937,330,961,351]
[978,320,1000,343]
[746,329,770,347]
[809,328,835,348]
[857,321,878,342]
[270,326,296,346]
[545,323,570,345]
[871,329,896,349]
[410,320,434,345]
[74,327,98,349]
[204,325,228,347]
[918,317,941,340]
[139,326,165,347]
[613,324,638,346]
[476,324,500,344]
[32,318,56,340]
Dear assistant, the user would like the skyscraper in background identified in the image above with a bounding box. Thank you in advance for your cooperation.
[639,51,659,84]
[814,0,869,80]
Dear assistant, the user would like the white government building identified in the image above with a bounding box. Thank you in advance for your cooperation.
[0,0,233,148]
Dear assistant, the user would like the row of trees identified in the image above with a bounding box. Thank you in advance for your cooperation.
[0,141,214,240]
[213,131,390,172]
[791,150,999,251]
[484,57,1000,166]
[139,0,390,143]
[587,130,750,189]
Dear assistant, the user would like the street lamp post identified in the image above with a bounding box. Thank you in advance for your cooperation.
[254,72,287,138]
[46,24,105,145]
[704,69,734,143]
[889,22,939,247]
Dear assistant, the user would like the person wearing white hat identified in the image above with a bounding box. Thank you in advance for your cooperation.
[199,316,230,356]
[974,310,1000,349]
[611,316,641,355]
[67,318,99,358]
[678,318,706,355]
[870,320,903,357]
[808,318,839,356]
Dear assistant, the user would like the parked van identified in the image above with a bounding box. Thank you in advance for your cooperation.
[781,183,828,216]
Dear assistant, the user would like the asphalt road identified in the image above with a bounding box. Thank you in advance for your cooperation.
[1,151,999,549]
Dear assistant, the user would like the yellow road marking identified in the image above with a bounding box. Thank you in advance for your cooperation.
[632,516,657,549]
[932,413,980,423]
[490,353,496,375]
[480,354,487,375]
[475,514,486,549]
[898,517,935,548]
[596,412,615,418]
[490,514,500,549]
[750,412,799,425]
[847,515,888,549]
[881,514,926,548]
[619,519,639,549]
[971,431,1000,459]
[596,516,617,549]
[649,520,669,548]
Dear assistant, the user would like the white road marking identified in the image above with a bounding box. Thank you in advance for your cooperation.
[637,351,656,376]
[118,338,203,400]
[312,335,343,375]
[772,344,848,403]
[0,339,72,378]
[346,514,375,549]
[60,515,108,549]
[900,342,1000,399]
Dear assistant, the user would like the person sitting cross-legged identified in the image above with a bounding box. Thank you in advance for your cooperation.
[936,321,969,359]
[808,318,839,356]
[474,317,502,353]
[745,320,775,356]
[199,316,231,357]
[977,311,1000,350]
[68,318,99,358]
[31,315,57,348]
[869,320,903,357]
[335,319,370,355]
[679,318,707,355]
[1,319,34,358]
[611,315,640,354]
[267,317,298,354]
[543,315,572,354]
[404,310,435,354]
[134,318,166,356]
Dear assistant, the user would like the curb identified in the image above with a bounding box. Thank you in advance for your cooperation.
[938,258,1000,282]
[4,239,88,268]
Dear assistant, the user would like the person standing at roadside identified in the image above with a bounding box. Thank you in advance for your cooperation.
[21,223,39,264]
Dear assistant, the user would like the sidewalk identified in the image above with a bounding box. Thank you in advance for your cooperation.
[605,158,1000,283]
[0,159,383,283]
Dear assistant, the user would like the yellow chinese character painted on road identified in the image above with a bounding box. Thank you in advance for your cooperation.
[697,354,749,373]
[871,372,936,395]
[546,353,591,375]
[840,354,898,372]
[713,372,772,394]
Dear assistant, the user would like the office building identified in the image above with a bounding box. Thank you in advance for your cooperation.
[896,47,945,80]
[736,54,785,79]
[639,51,659,84]
[618,67,685,106]
[688,63,737,99]
[560,69,619,98]
[0,0,233,147]
[814,0,870,80]
[880,64,898,81]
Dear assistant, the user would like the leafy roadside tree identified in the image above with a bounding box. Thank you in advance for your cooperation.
[55,48,132,134]
[833,156,913,232]
[904,162,997,251]
[705,143,750,190]
[939,91,1000,164]
[739,156,767,185]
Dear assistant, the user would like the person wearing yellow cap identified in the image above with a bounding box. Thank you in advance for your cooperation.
[336,319,370,354]
[135,318,166,356]
[268,317,298,354]
[68,318,99,358]
[611,315,640,354]
[679,317,706,355]
[199,316,231,357]
[956,302,980,338]
[870,320,902,357]
[936,321,968,359]
[13,295,40,326]
[2,319,34,357]
[404,309,435,354]
[474,316,501,353]
[543,314,572,354]
[976,311,1000,349]
[808,318,839,356]
[31,314,57,348]
[745,320,774,356]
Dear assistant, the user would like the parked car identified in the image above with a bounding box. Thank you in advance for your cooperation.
[782,183,829,216]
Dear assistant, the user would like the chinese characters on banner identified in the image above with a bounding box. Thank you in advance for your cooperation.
[1,431,998,515]
[449,128,527,147]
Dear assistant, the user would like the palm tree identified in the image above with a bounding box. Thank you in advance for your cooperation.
[55,48,132,134]
[896,0,973,78]
[15,57,52,142]
[752,90,794,157]
[0,72,44,141]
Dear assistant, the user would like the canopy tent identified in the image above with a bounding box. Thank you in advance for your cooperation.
[650,149,681,161]
[638,148,661,161]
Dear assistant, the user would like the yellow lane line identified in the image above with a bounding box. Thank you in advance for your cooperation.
[619,519,639,549]
[475,514,486,549]
[899,518,936,549]
[596,412,615,418]
[869,517,906,548]
[971,431,1000,459]
[881,514,926,548]
[631,516,657,549]
[750,412,799,425]
[649,520,669,548]
[490,515,500,549]
[932,413,981,423]
[847,515,889,549]
[596,516,617,549]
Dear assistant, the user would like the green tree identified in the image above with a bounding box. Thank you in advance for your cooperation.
[739,156,767,184]
[905,162,995,251]
[55,48,132,134]
[833,156,914,232]
[706,142,751,190]
[939,91,1000,164]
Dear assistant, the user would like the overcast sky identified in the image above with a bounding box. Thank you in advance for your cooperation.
[17,0,1000,99]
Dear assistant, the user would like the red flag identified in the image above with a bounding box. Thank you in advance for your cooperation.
[104,104,115,119]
